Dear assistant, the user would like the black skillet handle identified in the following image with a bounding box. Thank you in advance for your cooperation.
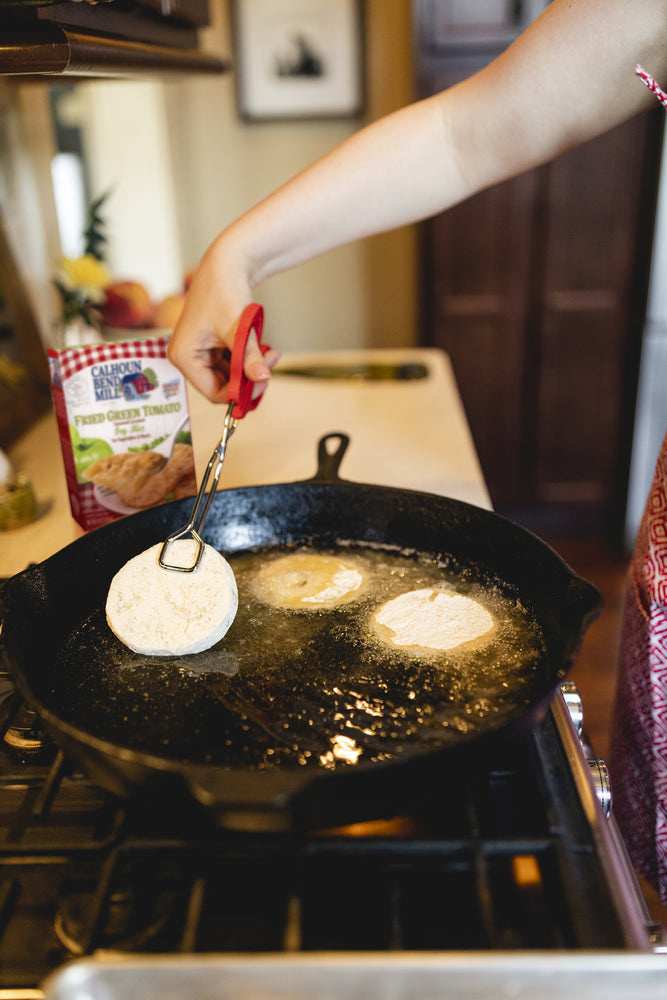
[312,433,351,483]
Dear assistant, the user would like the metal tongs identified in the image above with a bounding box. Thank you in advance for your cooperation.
[158,303,270,573]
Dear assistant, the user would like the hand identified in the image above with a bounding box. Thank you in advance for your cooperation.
[167,254,280,404]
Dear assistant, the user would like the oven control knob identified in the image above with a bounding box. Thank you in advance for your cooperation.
[560,681,584,738]
[588,757,612,817]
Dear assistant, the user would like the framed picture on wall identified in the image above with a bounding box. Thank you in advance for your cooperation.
[233,0,364,121]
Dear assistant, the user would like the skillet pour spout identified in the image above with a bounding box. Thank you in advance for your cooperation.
[0,432,602,832]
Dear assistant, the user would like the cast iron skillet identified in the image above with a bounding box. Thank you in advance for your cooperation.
[0,434,601,830]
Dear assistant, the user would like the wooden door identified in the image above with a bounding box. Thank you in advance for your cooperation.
[415,10,662,535]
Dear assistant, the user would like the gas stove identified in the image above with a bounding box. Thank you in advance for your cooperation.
[0,670,663,997]
[3,348,667,998]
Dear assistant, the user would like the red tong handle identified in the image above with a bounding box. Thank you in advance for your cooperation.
[228,303,271,419]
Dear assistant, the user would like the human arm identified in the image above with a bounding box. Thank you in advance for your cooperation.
[168,0,667,402]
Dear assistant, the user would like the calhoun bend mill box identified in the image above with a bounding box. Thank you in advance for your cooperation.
[48,337,195,531]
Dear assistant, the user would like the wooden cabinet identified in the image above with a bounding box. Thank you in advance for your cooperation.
[414,10,663,537]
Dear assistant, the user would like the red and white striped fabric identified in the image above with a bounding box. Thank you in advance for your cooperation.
[608,64,667,903]
[611,431,667,901]
[55,337,170,381]
[636,64,667,109]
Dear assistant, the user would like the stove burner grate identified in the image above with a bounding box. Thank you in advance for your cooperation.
[0,698,636,989]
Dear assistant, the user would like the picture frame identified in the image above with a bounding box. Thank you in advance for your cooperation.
[233,0,364,121]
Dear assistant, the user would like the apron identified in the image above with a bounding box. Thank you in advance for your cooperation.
[610,430,667,901]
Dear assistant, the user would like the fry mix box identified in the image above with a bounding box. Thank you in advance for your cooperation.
[48,337,196,531]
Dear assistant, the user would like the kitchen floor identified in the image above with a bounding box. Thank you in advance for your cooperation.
[542,532,667,933]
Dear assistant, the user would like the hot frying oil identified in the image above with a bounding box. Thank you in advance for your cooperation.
[52,542,548,769]
[220,543,547,767]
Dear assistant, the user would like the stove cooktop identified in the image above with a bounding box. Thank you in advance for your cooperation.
[0,682,655,991]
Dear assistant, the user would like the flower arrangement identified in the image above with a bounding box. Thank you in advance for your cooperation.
[53,253,111,331]
[52,193,188,343]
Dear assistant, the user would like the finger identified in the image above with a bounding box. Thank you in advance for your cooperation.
[250,380,268,402]
[169,335,231,404]
[188,365,231,405]
[242,328,272,384]
[250,350,281,400]
[264,348,282,370]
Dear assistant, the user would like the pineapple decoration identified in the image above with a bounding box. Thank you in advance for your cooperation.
[52,192,112,334]
[81,192,109,263]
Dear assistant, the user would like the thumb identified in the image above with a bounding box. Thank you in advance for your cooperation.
[243,328,272,383]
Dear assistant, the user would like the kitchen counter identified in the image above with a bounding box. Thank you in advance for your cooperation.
[1,348,490,578]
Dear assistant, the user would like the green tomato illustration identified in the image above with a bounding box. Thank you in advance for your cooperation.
[70,433,113,483]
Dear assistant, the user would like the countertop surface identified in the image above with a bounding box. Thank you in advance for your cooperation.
[2,348,490,578]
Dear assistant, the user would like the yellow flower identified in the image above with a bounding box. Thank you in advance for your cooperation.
[59,254,110,291]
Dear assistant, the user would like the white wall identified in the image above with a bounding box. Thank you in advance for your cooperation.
[1,0,416,354]
[80,81,184,300]
[163,0,417,351]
